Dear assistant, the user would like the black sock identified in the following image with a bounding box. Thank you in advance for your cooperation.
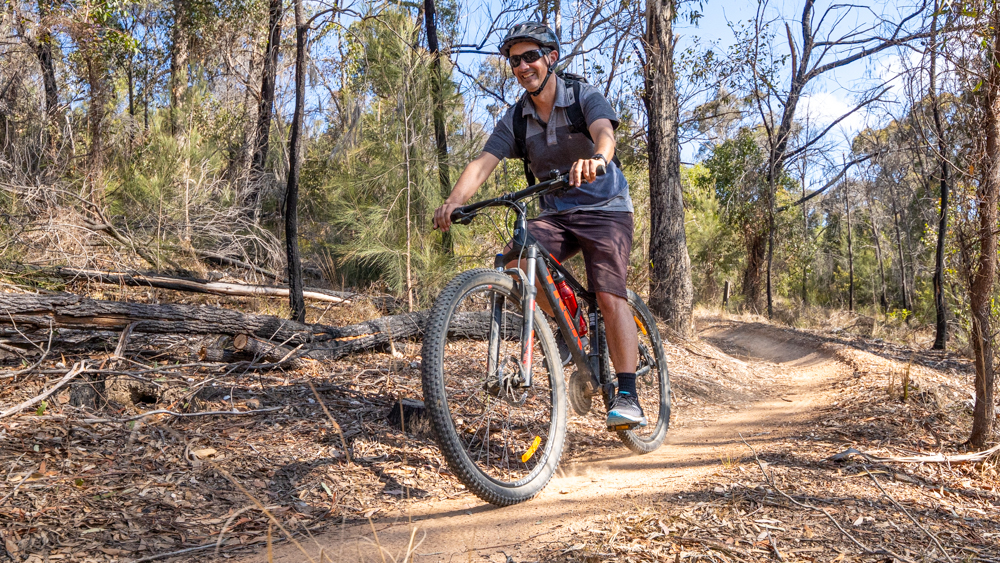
[617,372,636,395]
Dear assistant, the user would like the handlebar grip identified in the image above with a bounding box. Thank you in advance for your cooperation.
[451,209,475,225]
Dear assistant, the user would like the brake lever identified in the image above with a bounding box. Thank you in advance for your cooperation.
[452,212,476,225]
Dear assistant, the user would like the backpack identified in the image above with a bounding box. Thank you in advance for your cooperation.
[510,73,623,186]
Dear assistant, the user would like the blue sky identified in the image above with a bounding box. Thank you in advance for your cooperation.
[673,0,922,161]
[445,0,921,167]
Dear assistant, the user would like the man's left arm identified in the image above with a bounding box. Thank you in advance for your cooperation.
[569,118,616,187]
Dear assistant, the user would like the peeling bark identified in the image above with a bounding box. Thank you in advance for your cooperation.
[643,0,693,336]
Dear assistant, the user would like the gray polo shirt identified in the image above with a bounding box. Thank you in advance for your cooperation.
[482,78,633,215]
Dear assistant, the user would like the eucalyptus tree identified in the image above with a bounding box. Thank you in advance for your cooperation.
[927,0,950,349]
[644,0,693,335]
[250,0,284,179]
[726,0,933,317]
[945,0,1000,448]
[285,0,307,321]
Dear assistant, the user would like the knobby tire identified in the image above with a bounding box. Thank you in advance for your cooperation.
[421,269,567,506]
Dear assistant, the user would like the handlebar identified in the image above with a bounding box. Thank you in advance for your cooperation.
[447,165,606,226]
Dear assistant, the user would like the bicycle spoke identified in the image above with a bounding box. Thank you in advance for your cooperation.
[422,269,566,504]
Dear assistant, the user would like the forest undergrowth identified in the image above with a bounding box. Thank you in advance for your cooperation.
[0,268,997,562]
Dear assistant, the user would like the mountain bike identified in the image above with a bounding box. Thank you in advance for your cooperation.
[421,170,671,506]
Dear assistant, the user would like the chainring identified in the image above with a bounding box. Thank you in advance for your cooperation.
[568,369,594,416]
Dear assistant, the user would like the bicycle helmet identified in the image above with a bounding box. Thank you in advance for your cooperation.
[499,21,559,58]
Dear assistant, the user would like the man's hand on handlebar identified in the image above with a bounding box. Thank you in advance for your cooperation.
[433,201,464,232]
[569,157,607,187]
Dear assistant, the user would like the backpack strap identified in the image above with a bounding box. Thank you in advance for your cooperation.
[511,95,536,186]
[565,80,589,138]
[566,80,623,169]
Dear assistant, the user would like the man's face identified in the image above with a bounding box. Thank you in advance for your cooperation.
[509,41,556,93]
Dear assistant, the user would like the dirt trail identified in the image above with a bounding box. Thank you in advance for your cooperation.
[244,319,849,563]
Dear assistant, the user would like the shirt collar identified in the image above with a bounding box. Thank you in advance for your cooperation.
[520,76,573,120]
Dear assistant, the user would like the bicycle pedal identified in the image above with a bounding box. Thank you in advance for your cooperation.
[607,423,638,431]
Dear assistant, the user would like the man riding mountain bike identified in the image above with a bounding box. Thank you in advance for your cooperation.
[432,21,645,430]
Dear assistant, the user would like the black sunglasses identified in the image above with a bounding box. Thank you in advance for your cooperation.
[509,49,549,67]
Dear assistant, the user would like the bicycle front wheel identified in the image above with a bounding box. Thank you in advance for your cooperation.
[616,291,671,454]
[421,269,567,506]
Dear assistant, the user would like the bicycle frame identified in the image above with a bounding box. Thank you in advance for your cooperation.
[489,201,606,392]
[448,169,611,394]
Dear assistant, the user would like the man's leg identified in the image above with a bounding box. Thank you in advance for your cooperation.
[599,290,646,428]
[596,291,637,374]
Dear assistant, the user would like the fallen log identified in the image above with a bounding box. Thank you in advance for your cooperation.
[0,292,504,359]
[0,328,118,358]
[56,268,353,304]
[233,334,311,370]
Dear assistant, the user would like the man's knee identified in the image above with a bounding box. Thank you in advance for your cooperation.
[597,291,627,308]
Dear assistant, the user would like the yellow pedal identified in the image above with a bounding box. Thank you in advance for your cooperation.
[608,424,634,431]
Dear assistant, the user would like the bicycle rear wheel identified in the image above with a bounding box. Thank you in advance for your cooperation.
[421,269,567,506]
[615,291,671,454]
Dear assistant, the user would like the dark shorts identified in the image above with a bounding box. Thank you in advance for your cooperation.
[523,210,633,298]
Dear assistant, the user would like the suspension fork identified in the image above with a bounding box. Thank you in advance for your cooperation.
[519,246,539,387]
[487,255,505,382]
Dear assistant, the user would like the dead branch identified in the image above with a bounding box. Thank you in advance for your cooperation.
[739,435,914,563]
[81,406,285,424]
[0,361,87,419]
[863,468,954,563]
[196,250,281,280]
[56,267,353,304]
[308,380,352,466]
[829,445,1000,464]
[0,322,54,378]
[0,291,420,350]
[0,472,32,508]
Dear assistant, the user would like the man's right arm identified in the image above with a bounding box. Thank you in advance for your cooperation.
[433,152,501,231]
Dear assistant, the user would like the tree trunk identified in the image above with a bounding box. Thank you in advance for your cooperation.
[845,186,854,313]
[85,56,107,192]
[554,0,562,42]
[968,9,1000,448]
[930,1,949,350]
[643,0,693,337]
[742,232,766,313]
[35,0,59,129]
[424,0,452,254]
[403,101,415,312]
[251,0,283,178]
[169,0,189,135]
[766,191,775,318]
[801,160,808,307]
[284,0,306,322]
[891,196,911,314]
[866,190,889,312]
